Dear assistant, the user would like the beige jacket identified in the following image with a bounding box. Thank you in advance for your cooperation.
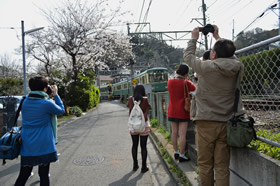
[184,39,245,122]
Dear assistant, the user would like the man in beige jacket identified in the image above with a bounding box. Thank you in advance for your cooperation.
[184,25,244,186]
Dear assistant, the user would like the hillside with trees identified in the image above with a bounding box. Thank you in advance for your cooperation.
[234,28,278,49]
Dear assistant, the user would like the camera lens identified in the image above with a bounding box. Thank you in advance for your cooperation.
[47,86,52,95]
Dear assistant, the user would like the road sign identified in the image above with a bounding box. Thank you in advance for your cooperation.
[132,79,137,85]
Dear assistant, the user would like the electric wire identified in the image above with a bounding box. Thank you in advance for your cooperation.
[236,9,274,37]
[217,0,253,24]
[135,0,146,32]
[139,0,153,32]
[174,0,194,27]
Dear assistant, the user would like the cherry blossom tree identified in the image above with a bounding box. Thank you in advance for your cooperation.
[26,0,134,102]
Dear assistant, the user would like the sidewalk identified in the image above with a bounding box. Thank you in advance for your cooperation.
[149,127,200,186]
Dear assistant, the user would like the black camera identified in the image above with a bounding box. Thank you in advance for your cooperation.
[47,85,52,96]
[199,24,215,35]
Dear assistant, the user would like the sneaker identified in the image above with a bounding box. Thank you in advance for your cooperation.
[179,155,190,162]
[174,152,180,160]
[141,167,149,173]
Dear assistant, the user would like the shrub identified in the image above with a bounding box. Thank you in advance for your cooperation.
[94,87,100,107]
[150,119,159,128]
[68,106,83,117]
[0,78,23,96]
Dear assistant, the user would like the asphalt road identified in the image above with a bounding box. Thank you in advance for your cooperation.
[0,101,176,186]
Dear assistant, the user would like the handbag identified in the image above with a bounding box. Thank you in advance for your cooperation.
[190,95,196,118]
[0,96,25,165]
[183,80,191,112]
[227,70,256,148]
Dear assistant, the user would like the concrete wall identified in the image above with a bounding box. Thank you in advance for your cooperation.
[230,148,280,186]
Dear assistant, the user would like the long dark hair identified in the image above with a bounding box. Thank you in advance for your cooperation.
[133,85,146,102]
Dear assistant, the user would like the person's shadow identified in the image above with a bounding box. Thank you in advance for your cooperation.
[108,171,144,186]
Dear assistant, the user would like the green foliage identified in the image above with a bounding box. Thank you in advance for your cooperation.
[248,130,280,160]
[0,78,23,96]
[131,36,183,70]
[68,106,83,117]
[240,48,280,95]
[121,97,128,104]
[94,88,100,107]
[235,28,278,49]
[150,118,159,128]
[68,71,99,111]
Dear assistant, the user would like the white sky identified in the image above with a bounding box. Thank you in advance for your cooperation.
[0,0,278,61]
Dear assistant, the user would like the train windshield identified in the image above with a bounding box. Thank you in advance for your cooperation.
[148,71,168,82]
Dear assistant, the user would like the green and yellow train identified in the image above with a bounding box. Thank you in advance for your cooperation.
[99,67,169,100]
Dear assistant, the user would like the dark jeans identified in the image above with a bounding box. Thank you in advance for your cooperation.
[131,135,148,168]
[15,164,50,186]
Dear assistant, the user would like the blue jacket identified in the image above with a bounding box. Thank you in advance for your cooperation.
[20,94,65,156]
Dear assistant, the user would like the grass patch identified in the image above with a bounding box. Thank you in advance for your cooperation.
[151,118,190,186]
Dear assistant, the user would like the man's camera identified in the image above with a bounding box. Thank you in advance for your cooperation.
[199,24,215,35]
[47,85,52,96]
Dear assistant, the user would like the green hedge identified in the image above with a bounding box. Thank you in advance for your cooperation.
[68,106,83,117]
[67,72,99,111]
[0,78,23,96]
[240,48,280,95]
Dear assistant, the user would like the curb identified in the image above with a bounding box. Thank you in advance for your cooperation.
[149,128,200,186]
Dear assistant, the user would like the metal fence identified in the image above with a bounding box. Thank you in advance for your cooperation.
[151,35,280,147]
[236,35,280,147]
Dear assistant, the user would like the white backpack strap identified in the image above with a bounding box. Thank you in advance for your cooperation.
[133,97,141,106]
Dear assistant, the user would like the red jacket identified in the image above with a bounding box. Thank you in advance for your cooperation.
[168,78,196,119]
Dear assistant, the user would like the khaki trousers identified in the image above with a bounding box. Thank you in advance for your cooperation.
[195,120,230,186]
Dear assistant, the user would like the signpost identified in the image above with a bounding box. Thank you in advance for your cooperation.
[132,79,137,85]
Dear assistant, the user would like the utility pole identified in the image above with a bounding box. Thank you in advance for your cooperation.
[232,19,235,40]
[202,0,208,50]
[279,0,280,35]
[130,59,134,96]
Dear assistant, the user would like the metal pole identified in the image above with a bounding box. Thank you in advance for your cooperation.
[279,0,280,35]
[232,19,235,40]
[21,20,27,96]
[202,0,208,50]
[130,59,134,96]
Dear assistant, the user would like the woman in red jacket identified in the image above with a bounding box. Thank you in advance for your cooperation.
[168,64,196,162]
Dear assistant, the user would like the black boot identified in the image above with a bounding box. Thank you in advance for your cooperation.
[141,162,149,173]
[133,161,139,171]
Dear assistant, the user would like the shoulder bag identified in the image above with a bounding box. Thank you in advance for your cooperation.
[183,80,191,112]
[0,96,25,165]
[227,70,257,148]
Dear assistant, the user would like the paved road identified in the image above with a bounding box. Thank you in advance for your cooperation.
[0,101,176,186]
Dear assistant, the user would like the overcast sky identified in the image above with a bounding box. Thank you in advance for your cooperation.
[0,0,278,60]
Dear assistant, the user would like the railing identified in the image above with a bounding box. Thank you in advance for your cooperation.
[235,35,280,147]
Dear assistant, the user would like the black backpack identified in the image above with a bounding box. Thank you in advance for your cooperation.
[0,96,25,165]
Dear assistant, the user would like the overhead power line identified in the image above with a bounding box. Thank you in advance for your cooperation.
[139,0,153,32]
[236,3,278,37]
[136,0,146,32]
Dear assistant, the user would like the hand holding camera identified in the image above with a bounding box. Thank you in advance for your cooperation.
[198,24,215,35]
[191,24,220,40]
[47,85,58,97]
